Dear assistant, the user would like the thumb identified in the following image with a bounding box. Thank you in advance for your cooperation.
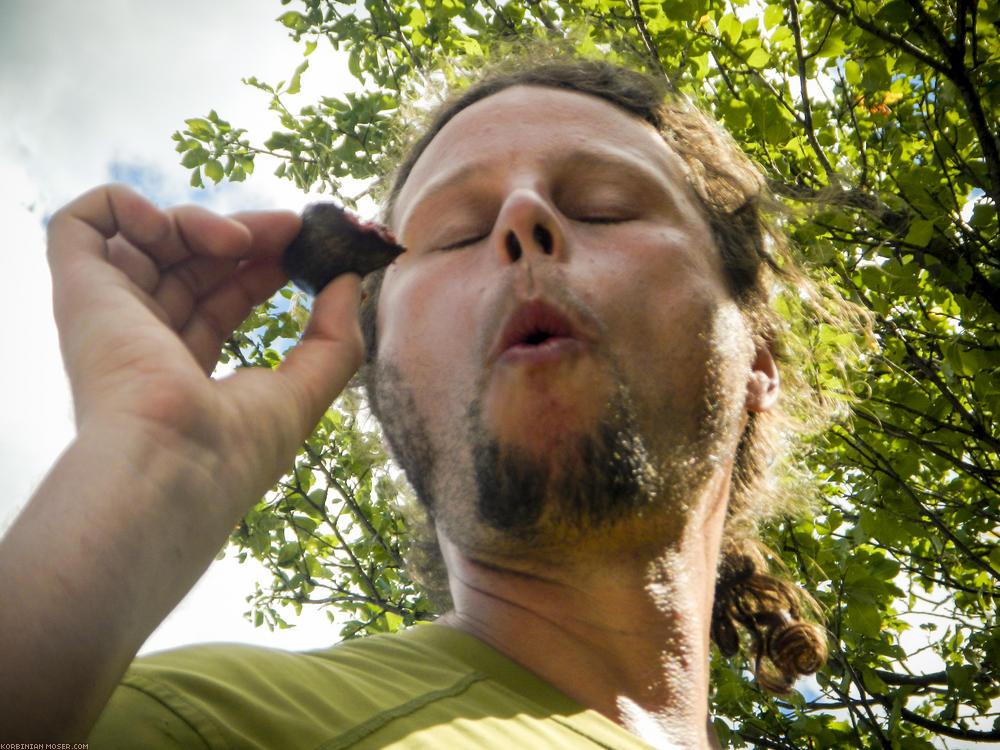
[276,274,365,434]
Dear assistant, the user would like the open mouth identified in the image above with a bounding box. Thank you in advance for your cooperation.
[522,329,555,346]
[491,300,581,364]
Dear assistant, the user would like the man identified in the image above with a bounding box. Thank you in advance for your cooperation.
[0,60,830,747]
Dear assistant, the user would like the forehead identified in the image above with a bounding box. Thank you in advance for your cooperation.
[392,85,691,228]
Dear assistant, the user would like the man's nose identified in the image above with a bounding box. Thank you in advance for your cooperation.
[493,189,564,264]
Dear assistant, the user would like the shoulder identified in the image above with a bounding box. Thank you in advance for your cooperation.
[87,627,485,749]
[88,626,652,749]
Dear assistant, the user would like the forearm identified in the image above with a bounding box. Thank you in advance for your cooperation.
[0,418,249,741]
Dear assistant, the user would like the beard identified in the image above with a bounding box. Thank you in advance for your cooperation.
[468,379,665,539]
[369,352,728,549]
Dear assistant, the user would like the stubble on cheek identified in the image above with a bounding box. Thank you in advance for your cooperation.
[368,361,439,511]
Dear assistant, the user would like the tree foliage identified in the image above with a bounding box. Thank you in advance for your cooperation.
[176,1,999,747]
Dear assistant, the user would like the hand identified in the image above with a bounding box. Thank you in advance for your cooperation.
[0,184,364,741]
[46,182,364,507]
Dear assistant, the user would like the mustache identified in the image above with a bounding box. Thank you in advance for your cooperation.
[473,264,607,365]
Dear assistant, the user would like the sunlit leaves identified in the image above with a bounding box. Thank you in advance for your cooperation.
[171,110,254,188]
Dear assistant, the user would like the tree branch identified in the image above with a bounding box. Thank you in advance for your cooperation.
[813,0,950,75]
[903,0,952,55]
[691,27,802,123]
[815,0,1000,213]
[625,0,668,80]
[837,428,1000,583]
[378,0,421,70]
[873,668,947,686]
[838,68,869,189]
[736,733,798,750]
[482,0,518,33]
[303,443,405,570]
[872,692,1000,742]
[946,63,1000,217]
[790,0,837,182]
[853,409,1000,484]
[526,0,562,35]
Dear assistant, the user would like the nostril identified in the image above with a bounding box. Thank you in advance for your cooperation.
[533,224,553,254]
[505,231,522,262]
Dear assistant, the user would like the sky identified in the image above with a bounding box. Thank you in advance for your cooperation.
[0,0,363,654]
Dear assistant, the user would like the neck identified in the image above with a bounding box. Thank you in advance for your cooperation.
[437,474,729,750]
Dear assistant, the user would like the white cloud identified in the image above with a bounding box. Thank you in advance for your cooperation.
[0,165,74,530]
[1,0,357,209]
[0,0,360,652]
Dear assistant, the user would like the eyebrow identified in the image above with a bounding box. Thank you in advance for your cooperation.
[398,145,682,230]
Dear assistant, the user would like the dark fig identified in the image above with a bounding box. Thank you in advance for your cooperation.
[284,203,405,295]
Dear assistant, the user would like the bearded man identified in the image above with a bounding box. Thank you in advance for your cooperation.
[0,59,834,748]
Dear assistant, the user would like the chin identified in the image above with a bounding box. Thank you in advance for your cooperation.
[480,367,615,454]
[466,377,671,541]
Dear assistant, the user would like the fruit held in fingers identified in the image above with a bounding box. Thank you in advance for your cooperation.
[284,203,405,295]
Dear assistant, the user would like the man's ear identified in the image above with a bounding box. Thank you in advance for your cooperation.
[746,345,780,413]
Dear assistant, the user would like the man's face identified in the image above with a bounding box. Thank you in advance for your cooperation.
[373,85,762,557]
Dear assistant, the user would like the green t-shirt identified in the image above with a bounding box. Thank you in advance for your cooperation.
[89,623,653,749]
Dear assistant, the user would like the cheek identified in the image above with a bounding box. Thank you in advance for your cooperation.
[579,224,719,344]
[376,258,483,406]
[581,230,744,423]
[624,289,718,387]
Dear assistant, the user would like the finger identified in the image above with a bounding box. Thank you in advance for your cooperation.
[275,274,364,431]
[46,185,172,337]
[47,184,170,260]
[151,204,253,268]
[180,256,288,373]
[47,185,168,291]
[106,235,160,294]
[46,185,252,310]
[227,210,302,256]
[171,210,301,370]
[132,211,301,330]
[154,255,239,331]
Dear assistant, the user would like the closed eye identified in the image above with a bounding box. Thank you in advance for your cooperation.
[438,233,489,251]
[572,214,633,225]
[578,216,627,223]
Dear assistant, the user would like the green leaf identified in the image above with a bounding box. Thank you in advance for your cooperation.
[184,117,213,136]
[204,159,224,183]
[904,219,934,247]
[264,132,299,151]
[844,59,861,86]
[180,146,209,168]
[718,13,742,44]
[277,10,309,32]
[287,59,309,95]
[763,4,784,29]
[348,47,361,79]
[409,6,427,28]
[745,44,770,69]
[844,598,882,638]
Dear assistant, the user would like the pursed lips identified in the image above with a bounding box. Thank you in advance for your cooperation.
[488,298,594,367]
